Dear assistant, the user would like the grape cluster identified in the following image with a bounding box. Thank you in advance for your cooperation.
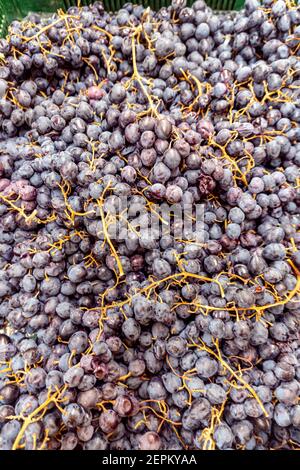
[0,0,300,451]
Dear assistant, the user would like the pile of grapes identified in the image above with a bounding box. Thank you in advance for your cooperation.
[0,0,300,451]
